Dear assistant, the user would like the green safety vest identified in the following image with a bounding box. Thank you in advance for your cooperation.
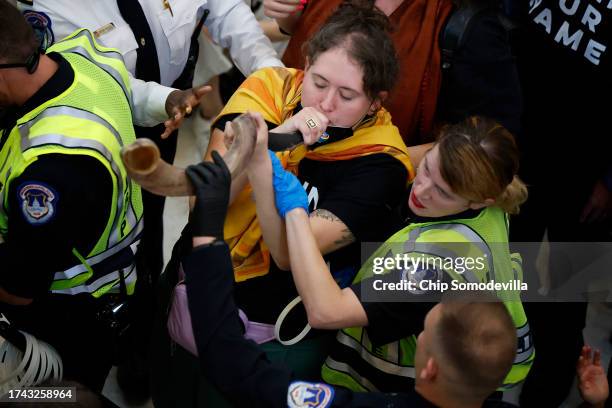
[0,29,143,298]
[321,206,534,391]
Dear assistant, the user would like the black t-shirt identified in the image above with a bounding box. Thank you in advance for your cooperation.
[509,0,611,179]
[234,153,408,338]
[0,53,112,299]
[511,1,611,79]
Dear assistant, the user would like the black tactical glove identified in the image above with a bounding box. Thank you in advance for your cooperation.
[185,151,231,239]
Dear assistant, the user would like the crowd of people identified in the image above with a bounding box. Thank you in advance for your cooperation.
[0,0,610,407]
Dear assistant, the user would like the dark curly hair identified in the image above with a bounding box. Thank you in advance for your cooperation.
[304,0,399,100]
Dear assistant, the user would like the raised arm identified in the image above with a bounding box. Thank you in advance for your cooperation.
[263,0,304,35]
[248,146,367,328]
[183,152,292,407]
[245,111,359,270]
[237,113,366,327]
[259,20,290,43]
[207,0,283,75]
[183,148,414,407]
[285,208,368,329]
[245,114,294,270]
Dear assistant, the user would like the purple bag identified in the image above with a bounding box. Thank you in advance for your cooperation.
[167,264,276,356]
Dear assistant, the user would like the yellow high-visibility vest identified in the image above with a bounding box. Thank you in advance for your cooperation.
[0,29,143,297]
[322,206,534,391]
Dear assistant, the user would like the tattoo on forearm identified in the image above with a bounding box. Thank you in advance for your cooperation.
[334,227,356,247]
[311,209,341,222]
[311,210,355,248]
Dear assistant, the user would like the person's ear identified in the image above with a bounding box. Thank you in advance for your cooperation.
[368,92,388,115]
[469,198,495,210]
[419,357,438,381]
[304,56,311,71]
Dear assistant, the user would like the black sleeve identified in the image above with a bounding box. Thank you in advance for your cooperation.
[183,243,438,408]
[437,10,522,136]
[350,268,452,345]
[182,243,292,408]
[316,154,407,242]
[0,154,111,298]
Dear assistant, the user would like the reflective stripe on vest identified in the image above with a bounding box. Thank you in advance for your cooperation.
[18,106,140,250]
[323,211,534,391]
[52,241,139,297]
[336,330,415,378]
[19,107,121,244]
[52,219,143,285]
[48,29,133,110]
[20,107,144,293]
[0,29,142,297]
[515,322,534,365]
[19,106,138,238]
[323,358,376,392]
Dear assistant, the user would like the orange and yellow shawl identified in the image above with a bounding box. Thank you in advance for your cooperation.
[215,67,415,282]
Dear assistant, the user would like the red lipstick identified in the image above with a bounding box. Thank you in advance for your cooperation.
[411,192,425,209]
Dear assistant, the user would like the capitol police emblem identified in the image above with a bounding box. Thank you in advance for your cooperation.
[287,381,334,408]
[22,10,54,50]
[19,183,57,225]
[402,265,442,295]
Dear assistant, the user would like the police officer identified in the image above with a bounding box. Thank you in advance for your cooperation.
[14,2,284,398]
[0,3,142,392]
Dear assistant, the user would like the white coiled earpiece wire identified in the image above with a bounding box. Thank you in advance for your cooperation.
[0,330,63,395]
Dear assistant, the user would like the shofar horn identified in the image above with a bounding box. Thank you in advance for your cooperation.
[121,113,257,196]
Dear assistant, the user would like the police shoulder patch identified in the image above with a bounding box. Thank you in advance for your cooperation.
[287,381,334,408]
[22,10,54,49]
[18,182,58,225]
[403,265,443,295]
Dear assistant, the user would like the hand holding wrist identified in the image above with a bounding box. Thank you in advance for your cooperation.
[268,151,309,217]
[186,151,231,239]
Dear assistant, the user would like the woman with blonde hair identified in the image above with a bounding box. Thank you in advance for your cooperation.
[249,114,535,394]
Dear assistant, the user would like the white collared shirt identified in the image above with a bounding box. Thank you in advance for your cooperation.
[17,0,283,126]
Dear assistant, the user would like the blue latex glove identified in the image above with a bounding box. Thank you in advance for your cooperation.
[268,150,309,218]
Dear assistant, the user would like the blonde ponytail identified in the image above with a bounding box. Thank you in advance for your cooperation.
[495,176,528,214]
